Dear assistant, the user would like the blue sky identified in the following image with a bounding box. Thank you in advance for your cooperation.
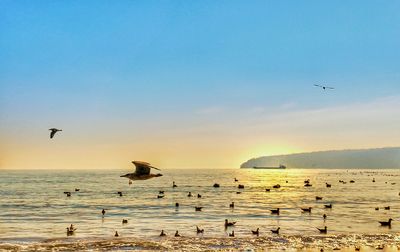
[1,1,400,169]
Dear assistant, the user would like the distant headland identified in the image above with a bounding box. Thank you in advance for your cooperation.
[241,147,400,169]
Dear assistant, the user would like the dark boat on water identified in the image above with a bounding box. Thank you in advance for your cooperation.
[253,164,287,169]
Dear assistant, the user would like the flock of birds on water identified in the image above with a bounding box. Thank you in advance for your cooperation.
[61,173,395,240]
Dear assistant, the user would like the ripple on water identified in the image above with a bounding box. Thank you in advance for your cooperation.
[1,168,400,250]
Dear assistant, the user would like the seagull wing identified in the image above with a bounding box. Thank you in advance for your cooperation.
[314,84,323,88]
[326,86,335,89]
[132,161,151,175]
[50,130,56,139]
[149,165,161,171]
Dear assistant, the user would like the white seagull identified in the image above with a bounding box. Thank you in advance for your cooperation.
[49,128,62,139]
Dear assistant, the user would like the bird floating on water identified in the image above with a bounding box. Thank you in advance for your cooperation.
[301,207,312,213]
[49,128,62,139]
[271,227,280,234]
[114,231,119,237]
[195,206,203,211]
[122,219,128,224]
[66,224,76,236]
[317,226,327,234]
[225,219,236,228]
[271,208,280,215]
[314,84,334,90]
[102,209,106,216]
[229,202,234,208]
[196,226,204,234]
[251,228,259,236]
[174,230,181,237]
[160,230,166,236]
[120,161,162,181]
[228,230,235,237]
[379,218,392,227]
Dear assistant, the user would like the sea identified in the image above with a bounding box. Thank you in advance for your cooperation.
[1,168,400,251]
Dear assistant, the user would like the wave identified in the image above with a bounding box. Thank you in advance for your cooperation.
[1,234,399,251]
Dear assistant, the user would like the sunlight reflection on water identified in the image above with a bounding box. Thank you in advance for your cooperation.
[0,168,400,250]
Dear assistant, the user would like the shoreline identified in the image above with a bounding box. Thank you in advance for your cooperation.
[1,234,399,251]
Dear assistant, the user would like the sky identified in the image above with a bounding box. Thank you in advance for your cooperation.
[1,1,400,169]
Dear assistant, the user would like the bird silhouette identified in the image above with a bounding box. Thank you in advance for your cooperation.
[49,128,62,139]
[301,207,312,213]
[196,226,204,234]
[314,84,334,90]
[379,218,393,227]
[251,228,259,236]
[120,161,162,181]
[271,208,280,215]
[271,227,280,234]
[317,226,327,234]
[225,219,236,228]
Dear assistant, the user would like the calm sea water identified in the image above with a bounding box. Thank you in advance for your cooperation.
[1,168,400,251]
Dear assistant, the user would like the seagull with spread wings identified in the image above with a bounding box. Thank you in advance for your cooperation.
[49,128,62,139]
[314,84,334,90]
[120,161,163,181]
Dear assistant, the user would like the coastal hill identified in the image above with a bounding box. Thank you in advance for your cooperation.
[241,147,400,169]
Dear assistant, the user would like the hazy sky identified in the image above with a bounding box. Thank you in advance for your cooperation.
[1,1,400,169]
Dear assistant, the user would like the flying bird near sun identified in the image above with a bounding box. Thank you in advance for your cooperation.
[314,84,335,90]
[49,128,62,139]
[120,161,163,181]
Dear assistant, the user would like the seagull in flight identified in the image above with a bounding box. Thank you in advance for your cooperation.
[49,128,62,139]
[314,84,334,90]
[120,161,163,181]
